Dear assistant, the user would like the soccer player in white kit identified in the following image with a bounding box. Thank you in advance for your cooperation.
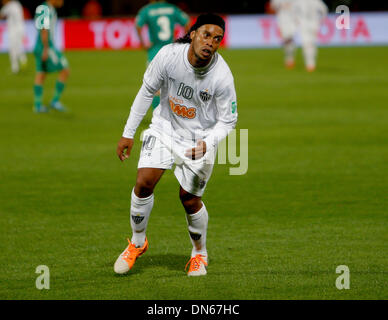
[0,0,27,73]
[295,0,328,72]
[114,14,238,276]
[271,0,299,69]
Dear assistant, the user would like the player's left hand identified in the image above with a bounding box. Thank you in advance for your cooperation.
[185,140,206,160]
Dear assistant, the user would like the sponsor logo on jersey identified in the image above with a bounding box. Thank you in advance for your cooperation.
[199,89,212,102]
[169,98,196,119]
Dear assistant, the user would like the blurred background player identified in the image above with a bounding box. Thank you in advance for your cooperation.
[0,0,27,73]
[135,0,190,110]
[270,0,298,69]
[33,0,69,113]
[295,0,328,72]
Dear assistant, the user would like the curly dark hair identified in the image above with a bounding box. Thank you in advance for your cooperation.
[175,13,225,44]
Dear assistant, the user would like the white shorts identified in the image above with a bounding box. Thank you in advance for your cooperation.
[137,128,216,197]
[8,30,24,53]
[300,22,320,45]
[277,13,298,40]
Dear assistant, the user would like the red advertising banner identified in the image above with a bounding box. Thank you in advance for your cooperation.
[63,16,226,50]
[64,18,140,50]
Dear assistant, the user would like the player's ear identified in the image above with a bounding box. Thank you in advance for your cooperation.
[190,30,196,41]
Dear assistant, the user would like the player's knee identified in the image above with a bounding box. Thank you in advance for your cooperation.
[134,178,155,198]
[62,68,70,79]
[179,189,201,214]
[35,72,46,84]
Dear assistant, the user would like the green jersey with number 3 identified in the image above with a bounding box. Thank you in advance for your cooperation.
[135,1,189,62]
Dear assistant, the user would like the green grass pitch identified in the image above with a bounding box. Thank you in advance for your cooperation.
[0,46,387,300]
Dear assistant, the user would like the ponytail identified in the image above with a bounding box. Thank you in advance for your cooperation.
[175,28,193,44]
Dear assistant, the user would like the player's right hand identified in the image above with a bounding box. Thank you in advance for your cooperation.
[117,137,134,162]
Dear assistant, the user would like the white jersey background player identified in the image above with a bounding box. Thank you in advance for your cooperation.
[271,0,299,68]
[271,0,328,71]
[295,0,328,71]
[114,14,237,277]
[0,0,27,73]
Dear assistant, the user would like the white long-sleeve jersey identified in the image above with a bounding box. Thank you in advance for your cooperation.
[271,0,299,39]
[0,0,25,34]
[295,0,328,27]
[123,43,238,149]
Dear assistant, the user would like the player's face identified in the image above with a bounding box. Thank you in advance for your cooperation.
[190,24,224,62]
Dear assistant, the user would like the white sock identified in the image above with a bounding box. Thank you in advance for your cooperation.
[19,53,27,65]
[284,40,295,64]
[303,42,317,69]
[186,202,208,259]
[130,188,153,247]
[9,50,19,73]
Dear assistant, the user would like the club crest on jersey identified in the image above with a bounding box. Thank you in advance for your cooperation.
[199,89,212,102]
